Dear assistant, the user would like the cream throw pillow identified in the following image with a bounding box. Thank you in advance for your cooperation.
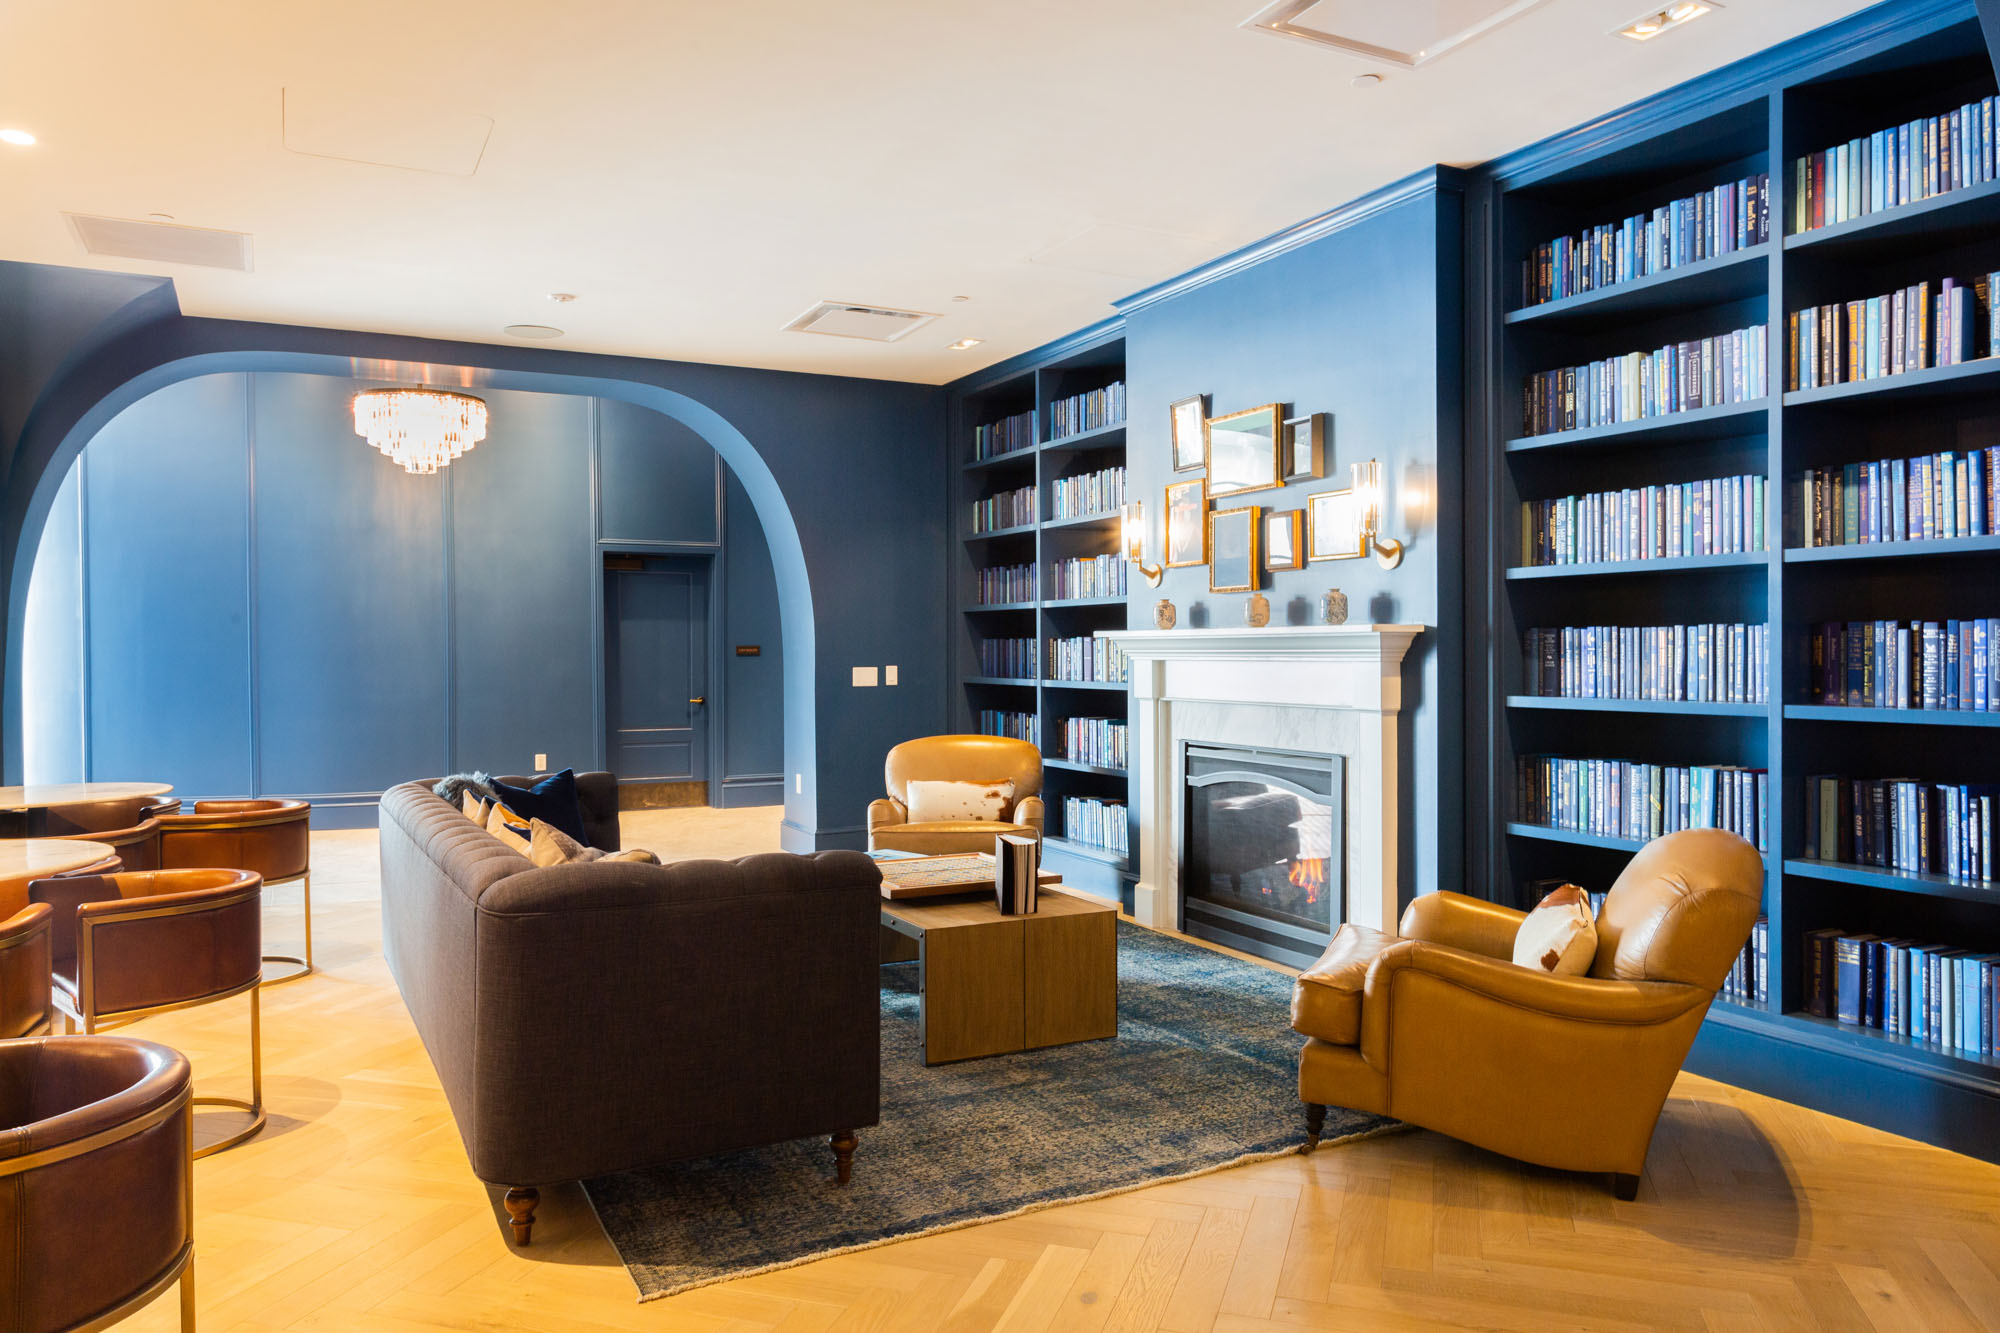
[528,819,661,867]
[905,778,1014,824]
[485,802,531,854]
[1512,883,1597,976]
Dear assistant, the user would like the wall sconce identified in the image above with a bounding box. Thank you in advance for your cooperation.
[1352,459,1404,569]
[1122,500,1164,587]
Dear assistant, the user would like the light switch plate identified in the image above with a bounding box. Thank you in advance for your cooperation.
[885,664,899,685]
[534,752,547,771]
[852,666,879,687]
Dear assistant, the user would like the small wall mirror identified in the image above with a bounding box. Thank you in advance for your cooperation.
[1204,403,1283,497]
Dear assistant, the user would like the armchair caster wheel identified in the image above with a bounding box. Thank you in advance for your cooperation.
[1612,1172,1641,1201]
[1303,1103,1326,1153]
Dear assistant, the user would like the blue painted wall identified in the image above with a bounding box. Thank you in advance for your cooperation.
[23,371,792,820]
[1112,175,1466,903]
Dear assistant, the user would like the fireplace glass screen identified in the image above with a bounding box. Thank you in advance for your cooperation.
[1182,743,1343,967]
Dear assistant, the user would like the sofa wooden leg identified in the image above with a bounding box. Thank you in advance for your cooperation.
[1304,1103,1326,1152]
[504,1187,539,1245]
[1612,1172,1641,1202]
[830,1130,857,1185]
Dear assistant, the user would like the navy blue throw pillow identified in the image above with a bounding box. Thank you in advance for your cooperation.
[488,769,589,846]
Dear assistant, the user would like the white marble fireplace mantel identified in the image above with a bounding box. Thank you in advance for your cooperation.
[1099,624,1425,938]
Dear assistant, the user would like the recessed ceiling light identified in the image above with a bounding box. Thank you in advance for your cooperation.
[951,295,972,303]
[1352,73,1384,87]
[1615,1,1716,41]
[547,292,577,303]
[0,128,36,147]
[503,324,564,339]
[146,211,175,222]
[947,338,983,352]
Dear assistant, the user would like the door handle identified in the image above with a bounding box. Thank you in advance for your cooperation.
[689,696,706,705]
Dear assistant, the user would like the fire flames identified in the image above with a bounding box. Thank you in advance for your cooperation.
[1286,857,1327,903]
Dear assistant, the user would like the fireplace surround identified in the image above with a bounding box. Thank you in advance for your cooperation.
[1182,742,1344,967]
[1100,624,1423,939]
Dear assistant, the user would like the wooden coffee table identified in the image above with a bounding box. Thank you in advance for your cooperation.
[880,886,1118,1065]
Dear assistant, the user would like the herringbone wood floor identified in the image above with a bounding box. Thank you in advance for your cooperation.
[106,807,2000,1332]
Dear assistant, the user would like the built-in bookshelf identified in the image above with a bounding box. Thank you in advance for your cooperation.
[949,331,1132,903]
[1474,7,2000,1148]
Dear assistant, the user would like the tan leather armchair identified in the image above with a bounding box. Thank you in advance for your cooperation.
[867,735,1044,855]
[0,1036,196,1331]
[0,903,53,1037]
[41,796,164,874]
[1291,829,1762,1199]
[159,798,312,983]
[33,868,268,1158]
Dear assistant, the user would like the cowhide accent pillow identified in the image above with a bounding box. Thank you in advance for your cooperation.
[1511,882,1598,976]
[904,778,1015,824]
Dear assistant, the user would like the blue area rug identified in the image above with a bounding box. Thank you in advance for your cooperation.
[584,921,1394,1300]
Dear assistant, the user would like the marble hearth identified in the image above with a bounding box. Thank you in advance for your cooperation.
[1099,625,1424,939]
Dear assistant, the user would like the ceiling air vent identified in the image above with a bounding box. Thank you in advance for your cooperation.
[64,213,253,271]
[1241,0,1553,67]
[782,301,939,342]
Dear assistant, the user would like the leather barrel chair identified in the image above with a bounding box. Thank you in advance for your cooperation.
[39,796,165,875]
[1290,828,1762,1199]
[867,735,1044,855]
[158,799,312,984]
[31,869,267,1159]
[0,1036,196,1332]
[0,903,53,1037]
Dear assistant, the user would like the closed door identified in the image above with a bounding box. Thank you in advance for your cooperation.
[605,564,709,784]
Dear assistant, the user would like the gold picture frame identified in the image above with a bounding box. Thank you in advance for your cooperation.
[1165,478,1209,568]
[1265,509,1305,571]
[1209,505,1262,593]
[1307,488,1368,561]
[1283,412,1328,481]
[1204,403,1284,497]
[1170,394,1208,472]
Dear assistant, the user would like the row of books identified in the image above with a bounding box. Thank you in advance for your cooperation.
[1519,474,1768,566]
[1061,796,1128,857]
[1802,775,1995,883]
[1049,466,1126,521]
[1724,918,1771,1008]
[1791,96,2000,234]
[1048,381,1126,441]
[1048,554,1126,600]
[1047,635,1129,683]
[1797,448,1999,545]
[1057,716,1128,771]
[971,484,1036,534]
[1804,930,1999,1058]
[973,410,1035,461]
[976,637,1036,679]
[1786,275,1987,391]
[978,710,1039,747]
[973,563,1034,605]
[1516,755,1770,852]
[1520,325,1767,436]
[1520,171,1771,307]
[1519,622,1769,704]
[1808,620,2000,712]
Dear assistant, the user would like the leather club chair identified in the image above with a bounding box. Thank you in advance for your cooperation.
[0,903,54,1037]
[1290,828,1762,1200]
[31,868,267,1159]
[0,1036,196,1331]
[867,735,1044,855]
[158,799,312,983]
[40,796,165,875]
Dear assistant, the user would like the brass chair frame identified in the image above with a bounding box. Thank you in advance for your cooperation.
[51,881,267,1159]
[0,1069,196,1330]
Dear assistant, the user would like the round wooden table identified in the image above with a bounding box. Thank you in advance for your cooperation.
[0,838,115,916]
[0,782,174,836]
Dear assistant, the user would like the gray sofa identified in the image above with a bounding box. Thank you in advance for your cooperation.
[377,774,882,1245]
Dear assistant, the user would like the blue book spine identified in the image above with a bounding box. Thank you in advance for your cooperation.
[1835,936,1864,1024]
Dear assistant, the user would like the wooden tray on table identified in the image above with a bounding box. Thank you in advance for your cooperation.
[874,851,1060,901]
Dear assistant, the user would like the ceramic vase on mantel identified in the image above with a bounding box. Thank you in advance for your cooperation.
[1244,593,1270,628]
[1155,598,1177,630]
[1322,588,1349,625]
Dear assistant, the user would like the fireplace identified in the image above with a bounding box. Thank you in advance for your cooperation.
[1182,742,1344,968]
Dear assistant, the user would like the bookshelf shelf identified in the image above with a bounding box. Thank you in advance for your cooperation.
[1042,835,1129,869]
[1777,1011,2000,1084]
[1043,679,1129,692]
[1502,398,1770,454]
[1042,596,1127,609]
[1503,244,1770,329]
[1506,695,1767,717]
[964,523,1036,543]
[962,676,1038,688]
[965,601,1038,613]
[1044,758,1127,778]
[1040,512,1122,532]
[1504,822,1647,853]
[1783,177,2000,259]
[1782,356,2000,409]
[963,449,1037,474]
[1039,420,1127,456]
[1783,705,2000,727]
[1504,552,1768,580]
[1783,857,1999,906]
[1782,534,2000,563]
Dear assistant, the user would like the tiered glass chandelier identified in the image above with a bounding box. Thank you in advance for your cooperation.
[351,387,489,475]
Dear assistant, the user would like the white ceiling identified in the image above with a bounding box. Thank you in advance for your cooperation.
[0,0,1875,385]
